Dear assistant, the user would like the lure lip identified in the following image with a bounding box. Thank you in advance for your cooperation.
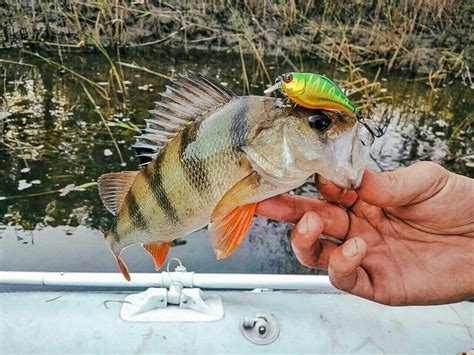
[263,76,282,94]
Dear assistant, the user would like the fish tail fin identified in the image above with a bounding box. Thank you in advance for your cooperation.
[100,227,132,282]
[100,226,115,247]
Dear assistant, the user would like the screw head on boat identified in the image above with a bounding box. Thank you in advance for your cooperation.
[240,313,279,345]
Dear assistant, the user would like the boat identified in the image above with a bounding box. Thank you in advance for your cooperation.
[1,262,472,354]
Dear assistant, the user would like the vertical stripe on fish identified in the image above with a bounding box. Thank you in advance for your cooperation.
[179,124,211,196]
[113,190,143,240]
[142,154,181,224]
[230,99,250,148]
[125,191,149,232]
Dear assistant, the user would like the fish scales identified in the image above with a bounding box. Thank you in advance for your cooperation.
[179,124,211,195]
[113,97,266,245]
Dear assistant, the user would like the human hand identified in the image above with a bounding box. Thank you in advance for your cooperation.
[256,162,474,305]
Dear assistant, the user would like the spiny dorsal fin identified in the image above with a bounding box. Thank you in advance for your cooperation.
[98,171,138,215]
[133,71,236,166]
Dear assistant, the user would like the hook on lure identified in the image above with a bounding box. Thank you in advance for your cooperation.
[356,111,384,138]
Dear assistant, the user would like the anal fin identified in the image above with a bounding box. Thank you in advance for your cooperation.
[143,241,172,270]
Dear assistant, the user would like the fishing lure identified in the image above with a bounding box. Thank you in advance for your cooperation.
[265,72,383,138]
[264,72,356,114]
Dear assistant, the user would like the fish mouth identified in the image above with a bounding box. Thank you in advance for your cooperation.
[327,167,365,190]
[318,121,374,190]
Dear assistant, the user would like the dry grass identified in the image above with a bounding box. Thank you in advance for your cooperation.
[1,0,471,116]
[1,1,470,81]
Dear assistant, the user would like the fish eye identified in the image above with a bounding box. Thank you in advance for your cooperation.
[281,73,293,83]
[308,112,332,132]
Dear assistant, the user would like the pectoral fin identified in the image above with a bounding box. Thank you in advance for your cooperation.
[143,241,172,270]
[209,172,260,260]
[209,204,257,260]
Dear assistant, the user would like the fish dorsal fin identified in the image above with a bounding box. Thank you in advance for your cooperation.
[98,171,138,215]
[134,71,236,166]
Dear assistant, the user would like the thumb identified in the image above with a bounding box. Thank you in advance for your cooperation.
[357,161,449,207]
[328,237,368,293]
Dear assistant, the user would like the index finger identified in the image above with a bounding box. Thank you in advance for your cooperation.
[256,194,350,239]
[316,175,358,208]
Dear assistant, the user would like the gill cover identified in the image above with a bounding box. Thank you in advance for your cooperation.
[242,109,374,190]
[242,117,314,188]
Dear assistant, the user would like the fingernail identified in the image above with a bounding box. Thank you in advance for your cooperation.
[343,238,358,258]
[296,214,309,235]
[318,176,327,186]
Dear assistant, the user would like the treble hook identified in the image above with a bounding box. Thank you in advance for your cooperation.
[356,111,384,138]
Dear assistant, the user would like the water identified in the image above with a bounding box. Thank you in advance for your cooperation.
[1,48,472,275]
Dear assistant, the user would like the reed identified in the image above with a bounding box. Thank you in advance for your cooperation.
[2,0,470,143]
[81,83,125,166]
[1,0,469,86]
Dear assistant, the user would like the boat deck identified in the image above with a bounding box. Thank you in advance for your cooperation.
[1,286,472,354]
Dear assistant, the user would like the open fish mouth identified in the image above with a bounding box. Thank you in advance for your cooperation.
[318,120,376,190]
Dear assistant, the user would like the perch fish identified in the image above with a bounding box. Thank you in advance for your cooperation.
[98,72,373,280]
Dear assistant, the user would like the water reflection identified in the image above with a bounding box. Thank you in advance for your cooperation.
[0,48,472,274]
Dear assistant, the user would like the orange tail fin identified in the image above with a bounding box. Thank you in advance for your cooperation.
[99,226,131,281]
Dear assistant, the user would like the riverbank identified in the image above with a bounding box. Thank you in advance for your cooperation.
[1,1,471,84]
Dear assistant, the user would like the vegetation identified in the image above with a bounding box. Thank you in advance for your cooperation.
[1,0,471,85]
